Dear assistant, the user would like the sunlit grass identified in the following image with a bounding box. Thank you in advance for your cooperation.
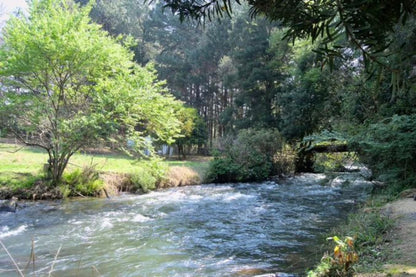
[0,143,210,179]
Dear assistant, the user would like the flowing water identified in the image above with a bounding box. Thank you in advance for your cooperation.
[0,173,372,276]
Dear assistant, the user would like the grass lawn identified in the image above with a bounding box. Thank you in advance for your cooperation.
[0,143,210,186]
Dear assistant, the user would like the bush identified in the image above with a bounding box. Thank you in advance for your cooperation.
[310,198,394,277]
[129,158,168,192]
[313,152,354,173]
[206,128,294,183]
[308,236,359,277]
[353,114,416,190]
[205,156,241,183]
[62,166,104,196]
[130,169,157,192]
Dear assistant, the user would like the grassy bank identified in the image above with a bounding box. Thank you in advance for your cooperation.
[308,189,415,277]
[0,143,209,175]
[0,143,210,198]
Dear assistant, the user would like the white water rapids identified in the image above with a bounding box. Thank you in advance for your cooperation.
[0,173,372,276]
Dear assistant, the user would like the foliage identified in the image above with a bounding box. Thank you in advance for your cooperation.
[352,115,416,189]
[173,106,208,158]
[161,0,415,71]
[313,153,353,173]
[226,17,283,130]
[310,205,394,276]
[26,1,416,189]
[205,155,240,183]
[62,166,104,196]
[85,0,155,65]
[206,128,291,183]
[0,0,184,185]
[129,158,168,192]
[308,236,358,277]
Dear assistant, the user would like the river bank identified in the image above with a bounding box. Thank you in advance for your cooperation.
[0,165,205,200]
[0,143,210,200]
[360,195,416,276]
[309,187,416,277]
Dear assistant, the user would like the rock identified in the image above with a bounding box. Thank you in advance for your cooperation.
[0,196,18,213]
[329,176,347,187]
[371,180,387,189]
[399,188,416,198]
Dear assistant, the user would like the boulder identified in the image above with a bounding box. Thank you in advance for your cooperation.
[399,188,416,199]
[0,196,18,213]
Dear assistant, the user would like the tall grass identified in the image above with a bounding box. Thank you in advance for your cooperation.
[309,194,395,276]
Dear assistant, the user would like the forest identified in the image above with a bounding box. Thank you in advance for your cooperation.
[76,0,416,188]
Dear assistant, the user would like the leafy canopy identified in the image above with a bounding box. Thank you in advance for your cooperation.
[161,0,415,67]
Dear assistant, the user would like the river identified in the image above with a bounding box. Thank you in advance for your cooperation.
[0,173,372,276]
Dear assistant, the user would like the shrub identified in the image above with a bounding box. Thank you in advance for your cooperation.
[129,158,168,192]
[308,236,359,277]
[313,152,354,173]
[205,156,241,183]
[130,169,157,192]
[352,114,416,190]
[206,128,293,183]
[62,166,104,196]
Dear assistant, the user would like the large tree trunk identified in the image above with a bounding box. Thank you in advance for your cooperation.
[46,151,73,186]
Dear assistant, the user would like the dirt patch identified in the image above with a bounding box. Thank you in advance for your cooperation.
[355,196,416,277]
[382,198,416,274]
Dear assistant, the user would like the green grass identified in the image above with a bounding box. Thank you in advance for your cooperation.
[309,193,396,276]
[0,143,210,185]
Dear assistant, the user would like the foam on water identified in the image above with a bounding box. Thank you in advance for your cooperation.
[0,225,27,239]
[0,173,371,277]
[131,214,151,222]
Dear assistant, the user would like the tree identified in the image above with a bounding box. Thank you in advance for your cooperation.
[161,0,415,71]
[0,0,184,185]
[82,0,158,65]
[174,106,207,158]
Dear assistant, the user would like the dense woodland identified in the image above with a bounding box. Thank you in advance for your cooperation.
[1,0,416,188]
[73,0,416,187]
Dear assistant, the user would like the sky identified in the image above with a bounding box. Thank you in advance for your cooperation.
[0,0,28,23]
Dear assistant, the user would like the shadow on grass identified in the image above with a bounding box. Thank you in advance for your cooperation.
[0,172,39,189]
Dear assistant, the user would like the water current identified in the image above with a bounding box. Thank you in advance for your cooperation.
[0,173,372,276]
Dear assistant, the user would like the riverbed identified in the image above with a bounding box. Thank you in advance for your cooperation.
[0,173,372,276]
